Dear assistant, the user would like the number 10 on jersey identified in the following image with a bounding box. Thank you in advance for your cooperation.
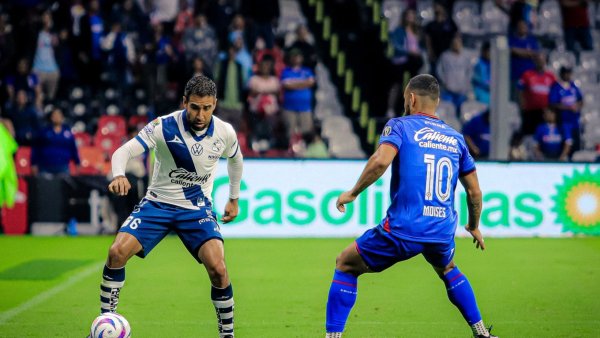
[424,154,453,202]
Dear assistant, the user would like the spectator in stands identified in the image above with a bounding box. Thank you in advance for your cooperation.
[242,0,280,49]
[55,29,78,98]
[281,49,316,137]
[248,56,281,142]
[462,110,490,159]
[5,58,42,109]
[495,0,536,34]
[5,90,40,146]
[549,66,583,151]
[534,108,572,161]
[101,21,136,89]
[437,35,472,116]
[303,130,330,159]
[148,23,178,102]
[214,43,245,129]
[287,25,318,71]
[32,11,60,103]
[110,0,148,37]
[390,8,424,82]
[424,3,458,77]
[228,31,253,84]
[472,41,491,106]
[257,35,286,78]
[182,14,218,71]
[0,14,15,93]
[509,20,539,93]
[191,56,212,79]
[31,107,79,175]
[87,0,105,89]
[560,0,593,53]
[517,53,556,135]
[173,0,194,47]
[206,0,240,48]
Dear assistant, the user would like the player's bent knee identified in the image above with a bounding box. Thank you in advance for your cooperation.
[107,244,130,268]
[206,261,229,287]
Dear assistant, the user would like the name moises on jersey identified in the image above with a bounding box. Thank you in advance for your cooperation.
[423,205,447,218]
[169,168,211,187]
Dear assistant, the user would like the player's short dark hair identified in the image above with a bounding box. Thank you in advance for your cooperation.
[406,74,440,101]
[184,74,217,99]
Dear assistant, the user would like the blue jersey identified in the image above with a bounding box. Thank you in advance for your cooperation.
[378,114,476,243]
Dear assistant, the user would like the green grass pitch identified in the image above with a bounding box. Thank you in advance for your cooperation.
[0,236,599,337]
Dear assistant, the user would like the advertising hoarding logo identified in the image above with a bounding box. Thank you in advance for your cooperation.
[552,166,600,234]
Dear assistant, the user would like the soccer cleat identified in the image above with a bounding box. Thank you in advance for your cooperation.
[474,325,497,338]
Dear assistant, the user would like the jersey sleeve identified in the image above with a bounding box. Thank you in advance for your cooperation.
[378,119,403,151]
[459,136,476,176]
[135,118,160,151]
[223,123,240,158]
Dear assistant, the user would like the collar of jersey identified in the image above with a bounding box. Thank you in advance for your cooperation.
[182,109,215,141]
[412,112,439,119]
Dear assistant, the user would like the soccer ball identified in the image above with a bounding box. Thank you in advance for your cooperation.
[90,312,131,338]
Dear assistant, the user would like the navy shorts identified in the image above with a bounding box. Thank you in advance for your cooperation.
[118,198,222,262]
[355,225,455,272]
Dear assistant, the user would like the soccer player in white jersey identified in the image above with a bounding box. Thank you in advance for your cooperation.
[98,75,242,338]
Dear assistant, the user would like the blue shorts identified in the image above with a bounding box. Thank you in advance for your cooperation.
[355,226,455,272]
[119,198,222,262]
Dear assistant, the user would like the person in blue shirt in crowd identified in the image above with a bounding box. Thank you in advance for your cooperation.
[31,107,80,175]
[325,74,496,338]
[472,42,491,106]
[509,20,539,97]
[534,108,572,161]
[548,66,583,152]
[5,90,40,146]
[463,110,490,159]
[280,49,315,137]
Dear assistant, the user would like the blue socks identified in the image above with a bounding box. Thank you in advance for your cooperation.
[100,265,125,313]
[442,266,482,325]
[212,284,234,337]
[326,270,358,333]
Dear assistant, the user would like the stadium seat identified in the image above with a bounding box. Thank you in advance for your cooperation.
[128,115,148,130]
[506,101,521,132]
[15,146,32,176]
[571,150,598,162]
[549,50,576,72]
[452,0,482,35]
[481,0,508,35]
[73,132,92,148]
[94,134,124,159]
[460,100,488,123]
[579,51,600,71]
[382,0,406,31]
[573,67,599,87]
[416,0,434,25]
[321,115,353,140]
[536,0,563,37]
[77,146,107,175]
[96,115,126,138]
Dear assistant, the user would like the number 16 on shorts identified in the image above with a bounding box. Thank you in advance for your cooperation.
[121,216,141,230]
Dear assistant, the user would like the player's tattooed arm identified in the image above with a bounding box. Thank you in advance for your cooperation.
[459,171,483,230]
[337,144,397,212]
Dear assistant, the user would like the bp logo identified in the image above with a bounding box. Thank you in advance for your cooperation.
[552,166,600,234]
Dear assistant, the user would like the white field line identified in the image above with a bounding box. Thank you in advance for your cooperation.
[0,261,103,325]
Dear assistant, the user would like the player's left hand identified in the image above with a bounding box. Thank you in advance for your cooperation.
[336,191,356,213]
[221,198,239,224]
[465,226,486,251]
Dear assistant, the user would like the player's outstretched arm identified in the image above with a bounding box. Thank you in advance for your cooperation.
[336,144,397,212]
[222,148,243,223]
[108,138,146,196]
[459,171,485,250]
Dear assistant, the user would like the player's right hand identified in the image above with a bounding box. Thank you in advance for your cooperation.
[336,191,356,213]
[465,226,486,251]
[108,175,131,196]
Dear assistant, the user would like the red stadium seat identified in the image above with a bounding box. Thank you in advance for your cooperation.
[78,146,106,175]
[73,132,92,148]
[97,115,126,138]
[15,146,32,176]
[94,134,124,160]
[128,115,148,130]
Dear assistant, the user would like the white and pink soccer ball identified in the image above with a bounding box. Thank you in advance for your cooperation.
[90,313,131,338]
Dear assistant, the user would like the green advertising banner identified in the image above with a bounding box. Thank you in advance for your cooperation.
[211,160,600,237]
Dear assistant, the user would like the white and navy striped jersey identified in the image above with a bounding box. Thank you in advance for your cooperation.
[134,110,239,209]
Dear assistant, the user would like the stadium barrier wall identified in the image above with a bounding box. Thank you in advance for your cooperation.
[211,160,600,238]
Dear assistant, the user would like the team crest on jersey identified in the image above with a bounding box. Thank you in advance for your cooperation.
[191,143,204,156]
[382,126,392,136]
[212,139,223,152]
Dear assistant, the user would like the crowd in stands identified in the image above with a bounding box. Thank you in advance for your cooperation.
[387,0,599,162]
[1,0,332,178]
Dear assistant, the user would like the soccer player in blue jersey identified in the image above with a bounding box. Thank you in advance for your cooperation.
[325,74,496,338]
[99,75,242,338]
